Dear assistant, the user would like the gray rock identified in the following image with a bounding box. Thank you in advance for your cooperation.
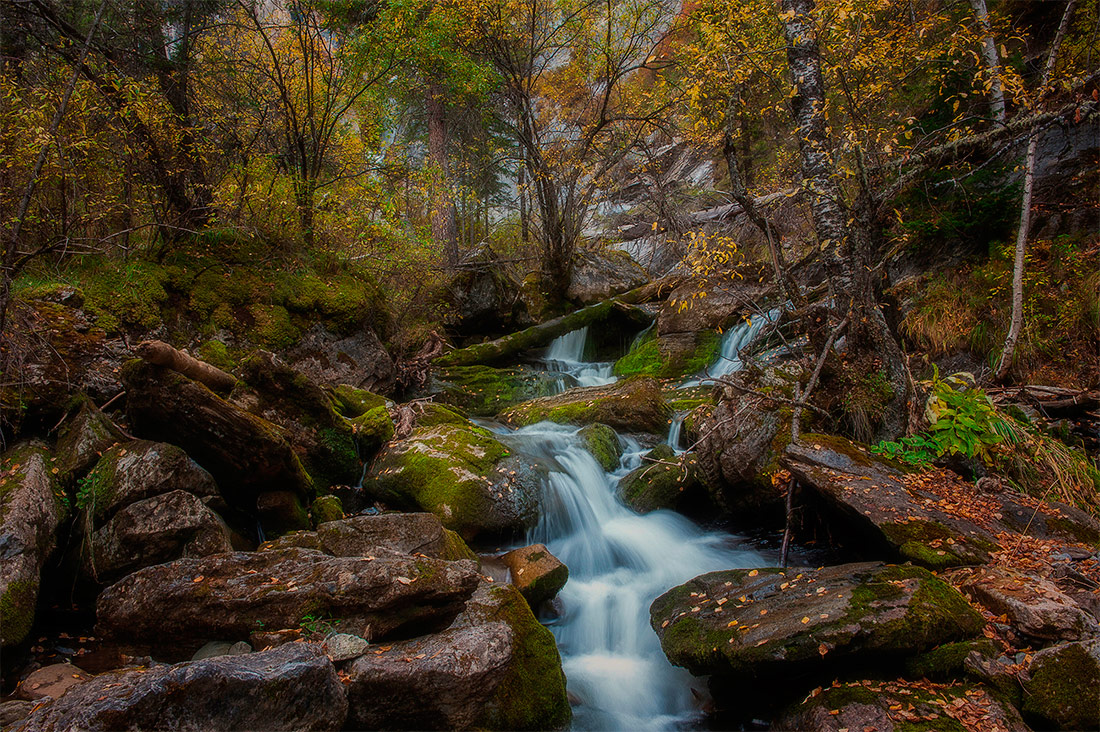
[444,245,530,338]
[263,512,479,563]
[96,548,481,651]
[962,566,1099,642]
[566,249,648,304]
[1,442,68,648]
[321,632,369,662]
[0,700,35,728]
[14,643,347,731]
[651,562,984,681]
[85,490,232,583]
[53,399,125,485]
[288,323,396,395]
[191,640,252,661]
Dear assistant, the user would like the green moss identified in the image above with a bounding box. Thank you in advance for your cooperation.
[414,403,472,428]
[434,365,559,417]
[1045,515,1100,546]
[905,639,997,678]
[78,450,121,524]
[500,377,669,433]
[1023,642,1100,730]
[475,585,571,730]
[440,529,480,563]
[310,495,344,525]
[614,330,663,378]
[351,406,395,453]
[249,304,301,349]
[197,339,237,372]
[618,445,699,513]
[615,330,722,380]
[881,519,996,569]
[0,578,38,647]
[330,385,387,418]
[797,433,878,467]
[578,423,622,471]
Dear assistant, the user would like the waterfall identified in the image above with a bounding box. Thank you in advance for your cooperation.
[681,307,782,387]
[544,327,616,390]
[493,423,763,730]
[666,412,686,452]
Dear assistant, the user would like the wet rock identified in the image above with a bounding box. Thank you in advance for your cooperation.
[264,512,479,563]
[328,384,388,418]
[501,544,569,607]
[232,350,364,488]
[191,640,252,661]
[288,323,396,395]
[1,442,68,648]
[321,632,368,662]
[0,700,34,727]
[1022,638,1100,730]
[433,365,561,417]
[776,680,1027,732]
[578,423,622,471]
[613,327,722,380]
[96,547,481,652]
[14,642,347,732]
[310,494,344,524]
[448,581,571,730]
[345,622,514,730]
[499,377,670,434]
[617,444,703,514]
[77,440,219,525]
[122,360,313,511]
[783,434,1100,570]
[651,562,983,683]
[566,249,648,305]
[16,663,93,701]
[961,566,1099,642]
[84,489,232,583]
[902,638,998,680]
[53,399,125,485]
[365,423,543,540]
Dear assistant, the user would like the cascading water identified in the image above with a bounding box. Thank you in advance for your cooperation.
[544,327,617,391]
[666,412,686,452]
[681,307,782,387]
[493,424,763,730]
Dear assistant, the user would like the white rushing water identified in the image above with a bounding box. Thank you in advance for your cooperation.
[666,412,686,452]
[544,327,617,391]
[681,307,782,387]
[492,424,763,730]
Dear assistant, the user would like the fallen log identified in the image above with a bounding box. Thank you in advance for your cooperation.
[434,296,653,368]
[135,340,236,393]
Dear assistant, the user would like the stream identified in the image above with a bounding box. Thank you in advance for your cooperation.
[490,325,768,730]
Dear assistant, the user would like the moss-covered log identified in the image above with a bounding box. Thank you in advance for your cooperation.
[434,297,651,367]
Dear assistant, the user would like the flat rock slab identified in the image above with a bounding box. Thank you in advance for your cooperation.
[264,512,476,562]
[783,435,1100,570]
[960,566,1099,642]
[96,548,480,651]
[13,643,347,732]
[776,679,1028,732]
[650,562,983,681]
[16,663,93,701]
[345,622,513,730]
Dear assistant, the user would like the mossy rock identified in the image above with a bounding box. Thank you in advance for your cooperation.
[414,403,473,429]
[196,340,237,373]
[329,385,388,418]
[458,583,571,730]
[614,329,722,380]
[433,365,560,417]
[650,562,984,681]
[499,377,670,434]
[350,406,395,454]
[54,397,126,486]
[365,423,543,540]
[310,495,344,525]
[1022,639,1100,730]
[904,638,998,679]
[578,423,622,471]
[618,445,702,513]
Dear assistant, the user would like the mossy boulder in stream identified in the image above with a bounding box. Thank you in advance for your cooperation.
[650,562,983,684]
[365,423,543,540]
[578,423,622,471]
[617,445,704,514]
[432,365,561,416]
[613,328,721,380]
[499,377,669,434]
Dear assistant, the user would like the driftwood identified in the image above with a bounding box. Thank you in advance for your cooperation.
[989,385,1100,418]
[135,340,236,393]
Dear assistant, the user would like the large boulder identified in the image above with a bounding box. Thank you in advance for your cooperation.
[501,543,569,607]
[566,249,648,305]
[13,643,347,732]
[776,679,1027,732]
[617,444,704,514]
[84,490,232,583]
[960,566,1099,642]
[1022,638,1100,730]
[287,323,396,395]
[122,360,313,517]
[96,547,481,652]
[650,562,983,683]
[231,350,364,488]
[76,440,218,525]
[444,245,531,338]
[432,365,561,417]
[783,434,1100,570]
[263,512,477,563]
[365,422,543,540]
[612,327,721,380]
[1,442,69,648]
[499,377,670,434]
[577,423,622,471]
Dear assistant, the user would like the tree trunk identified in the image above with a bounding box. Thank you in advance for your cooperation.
[426,82,458,266]
[995,0,1077,380]
[968,0,1007,126]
